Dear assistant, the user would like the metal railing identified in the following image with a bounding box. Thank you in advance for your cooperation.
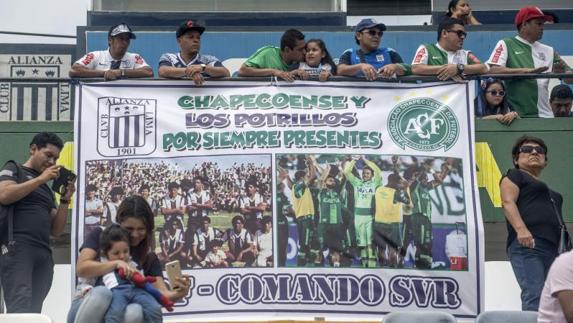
[0,73,570,121]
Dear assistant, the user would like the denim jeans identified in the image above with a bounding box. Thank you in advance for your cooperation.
[67,285,145,323]
[508,237,558,311]
[105,284,163,323]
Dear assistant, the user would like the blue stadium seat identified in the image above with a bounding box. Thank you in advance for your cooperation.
[383,311,457,323]
[475,310,537,323]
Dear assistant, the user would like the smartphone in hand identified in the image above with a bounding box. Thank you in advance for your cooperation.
[165,260,182,290]
[51,167,76,195]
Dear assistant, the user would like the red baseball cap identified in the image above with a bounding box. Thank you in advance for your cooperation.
[515,6,553,27]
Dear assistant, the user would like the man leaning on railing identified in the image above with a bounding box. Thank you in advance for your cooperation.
[487,6,573,118]
[68,23,154,81]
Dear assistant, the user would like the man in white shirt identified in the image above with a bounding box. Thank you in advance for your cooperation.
[69,23,153,81]
[538,250,573,323]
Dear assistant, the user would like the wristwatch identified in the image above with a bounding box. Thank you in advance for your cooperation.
[121,69,126,78]
[200,64,206,73]
[456,64,465,75]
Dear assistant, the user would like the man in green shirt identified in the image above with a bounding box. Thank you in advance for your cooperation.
[238,29,306,82]
[403,161,450,269]
[343,156,382,267]
[411,17,488,81]
[487,6,573,118]
[317,165,346,267]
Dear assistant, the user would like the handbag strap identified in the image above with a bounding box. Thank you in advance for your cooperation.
[550,196,567,229]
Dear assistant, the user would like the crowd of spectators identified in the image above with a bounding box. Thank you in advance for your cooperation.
[70,5,573,119]
[84,159,272,269]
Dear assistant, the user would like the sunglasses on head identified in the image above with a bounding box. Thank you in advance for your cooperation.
[447,30,467,38]
[486,90,505,96]
[363,30,383,37]
[519,145,546,154]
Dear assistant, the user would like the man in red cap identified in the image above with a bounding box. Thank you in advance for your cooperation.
[487,6,572,118]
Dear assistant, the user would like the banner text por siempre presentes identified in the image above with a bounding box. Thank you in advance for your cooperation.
[165,93,380,151]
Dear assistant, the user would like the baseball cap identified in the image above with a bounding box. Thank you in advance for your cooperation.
[108,23,136,39]
[515,6,553,27]
[176,20,206,38]
[355,18,387,33]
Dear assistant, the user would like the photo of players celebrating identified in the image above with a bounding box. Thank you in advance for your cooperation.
[83,155,273,269]
[276,154,468,270]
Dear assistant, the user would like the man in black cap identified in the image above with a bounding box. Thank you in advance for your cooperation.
[69,23,153,81]
[158,20,230,85]
[338,18,410,81]
[550,84,573,117]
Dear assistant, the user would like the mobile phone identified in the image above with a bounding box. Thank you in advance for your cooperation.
[165,260,182,290]
[52,167,76,195]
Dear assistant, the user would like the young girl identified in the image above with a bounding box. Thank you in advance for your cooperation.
[100,225,164,323]
[475,78,519,125]
[294,39,337,82]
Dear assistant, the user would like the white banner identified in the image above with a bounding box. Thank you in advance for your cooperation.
[73,80,484,320]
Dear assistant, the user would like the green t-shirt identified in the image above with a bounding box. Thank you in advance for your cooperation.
[411,181,433,219]
[244,46,289,71]
[487,36,567,118]
[318,189,343,224]
[412,43,481,66]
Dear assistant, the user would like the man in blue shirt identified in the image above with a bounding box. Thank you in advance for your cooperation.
[338,18,410,81]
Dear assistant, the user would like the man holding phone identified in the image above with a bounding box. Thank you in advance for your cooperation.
[0,132,76,313]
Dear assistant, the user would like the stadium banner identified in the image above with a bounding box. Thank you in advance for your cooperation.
[73,80,484,320]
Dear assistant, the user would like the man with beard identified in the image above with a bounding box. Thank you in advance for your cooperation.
[317,166,346,267]
[158,20,230,85]
[411,17,488,81]
[69,23,153,80]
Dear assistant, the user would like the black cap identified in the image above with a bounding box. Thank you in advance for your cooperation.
[108,23,136,39]
[176,20,206,38]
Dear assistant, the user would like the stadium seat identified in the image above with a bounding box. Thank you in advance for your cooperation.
[0,313,54,322]
[383,310,457,323]
[475,310,537,323]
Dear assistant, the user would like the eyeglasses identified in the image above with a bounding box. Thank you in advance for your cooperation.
[519,145,546,154]
[446,30,467,38]
[485,90,505,96]
[362,30,383,37]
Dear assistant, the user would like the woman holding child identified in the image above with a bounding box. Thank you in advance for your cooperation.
[67,195,191,323]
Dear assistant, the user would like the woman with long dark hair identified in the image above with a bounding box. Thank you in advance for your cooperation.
[445,0,481,25]
[67,195,191,323]
[475,78,519,125]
